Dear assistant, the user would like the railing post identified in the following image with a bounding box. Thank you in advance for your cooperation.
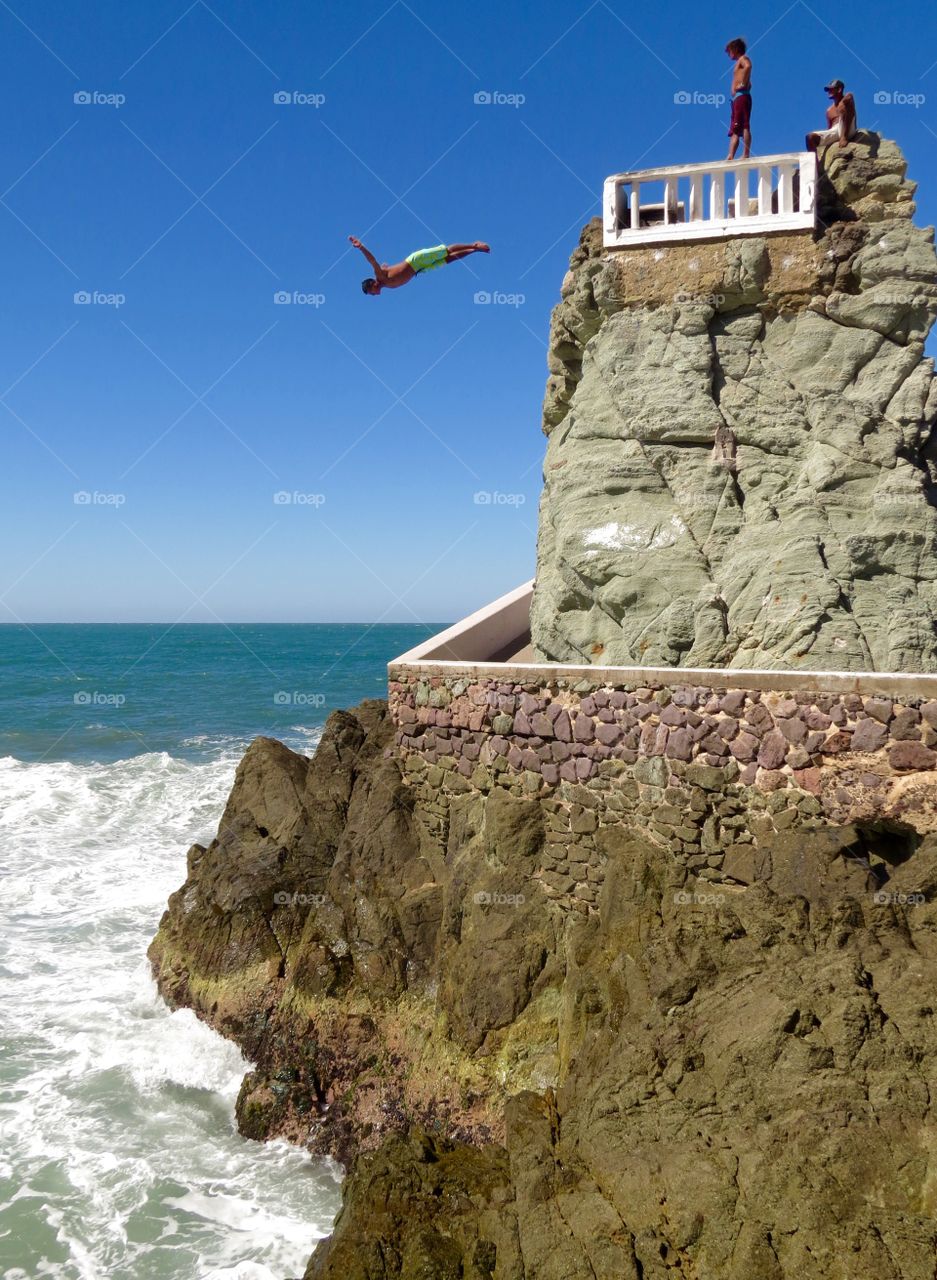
[630,182,641,231]
[757,165,772,216]
[799,152,817,220]
[734,167,746,219]
[605,177,620,242]
[710,169,724,223]
[778,164,794,214]
[689,173,703,222]
[664,177,677,224]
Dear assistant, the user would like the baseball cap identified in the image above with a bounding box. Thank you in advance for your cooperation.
[824,79,845,92]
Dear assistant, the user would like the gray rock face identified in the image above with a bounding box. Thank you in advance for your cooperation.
[532,136,937,671]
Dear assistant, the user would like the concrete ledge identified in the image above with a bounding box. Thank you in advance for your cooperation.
[390,659,937,701]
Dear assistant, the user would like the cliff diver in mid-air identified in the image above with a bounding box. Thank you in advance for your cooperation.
[349,236,490,295]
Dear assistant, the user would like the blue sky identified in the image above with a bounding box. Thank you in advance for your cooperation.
[3,0,937,623]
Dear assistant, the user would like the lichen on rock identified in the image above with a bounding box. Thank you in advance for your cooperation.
[532,136,937,672]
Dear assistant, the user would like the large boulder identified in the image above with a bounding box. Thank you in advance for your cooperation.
[309,814,937,1279]
[531,136,937,671]
[149,702,565,1163]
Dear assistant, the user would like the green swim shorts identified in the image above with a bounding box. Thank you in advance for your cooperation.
[405,244,449,273]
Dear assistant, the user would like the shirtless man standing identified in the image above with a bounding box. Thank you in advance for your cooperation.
[806,80,858,153]
[725,38,752,160]
[349,237,490,296]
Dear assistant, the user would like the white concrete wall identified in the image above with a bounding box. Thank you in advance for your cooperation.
[393,580,534,664]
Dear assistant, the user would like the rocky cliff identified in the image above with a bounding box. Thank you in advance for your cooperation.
[150,136,937,1280]
[532,137,937,671]
[151,700,937,1279]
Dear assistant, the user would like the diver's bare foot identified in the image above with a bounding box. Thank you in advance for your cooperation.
[474,242,490,252]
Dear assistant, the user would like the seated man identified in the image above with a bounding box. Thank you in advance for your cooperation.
[349,237,490,296]
[806,80,857,152]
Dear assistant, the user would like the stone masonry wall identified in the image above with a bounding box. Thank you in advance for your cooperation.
[388,667,937,915]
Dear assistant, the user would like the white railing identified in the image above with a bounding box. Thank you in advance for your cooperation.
[603,152,817,247]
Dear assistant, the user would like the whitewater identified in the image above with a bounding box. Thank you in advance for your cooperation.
[0,743,341,1280]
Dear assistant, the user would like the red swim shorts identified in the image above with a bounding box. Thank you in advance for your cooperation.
[728,92,752,136]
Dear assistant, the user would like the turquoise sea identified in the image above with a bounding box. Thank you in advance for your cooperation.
[0,624,439,1280]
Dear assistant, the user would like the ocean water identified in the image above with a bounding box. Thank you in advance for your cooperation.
[0,624,439,1280]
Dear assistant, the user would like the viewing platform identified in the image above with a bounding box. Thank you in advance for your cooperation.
[389,581,937,700]
[603,151,818,248]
